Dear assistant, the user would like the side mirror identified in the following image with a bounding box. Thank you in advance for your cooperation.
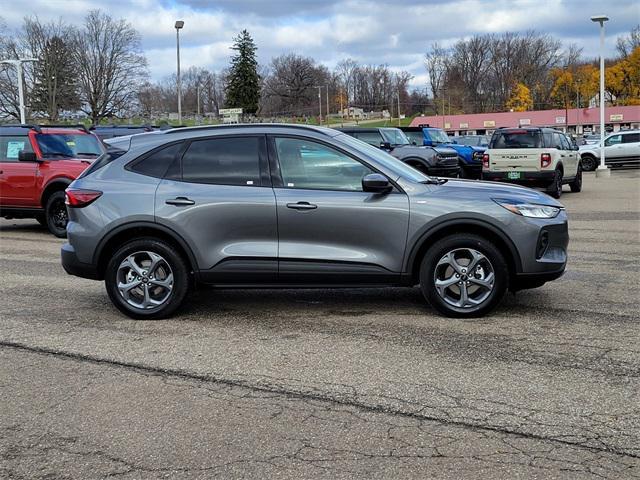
[362,173,392,194]
[18,151,39,162]
[380,141,392,150]
[572,145,579,151]
[411,141,417,145]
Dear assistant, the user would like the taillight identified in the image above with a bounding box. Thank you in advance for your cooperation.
[482,153,490,169]
[541,153,552,168]
[65,189,102,208]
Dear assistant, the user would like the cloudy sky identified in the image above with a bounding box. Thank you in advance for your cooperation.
[2,0,638,88]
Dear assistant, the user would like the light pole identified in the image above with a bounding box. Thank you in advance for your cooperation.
[175,20,184,124]
[591,14,610,177]
[1,58,37,124]
[325,85,329,125]
[314,86,323,124]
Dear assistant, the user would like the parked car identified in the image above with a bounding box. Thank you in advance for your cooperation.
[61,124,568,319]
[414,127,485,179]
[337,127,459,177]
[482,127,581,198]
[578,130,640,171]
[582,134,600,145]
[0,124,104,236]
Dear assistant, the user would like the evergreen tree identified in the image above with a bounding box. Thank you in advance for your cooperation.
[31,36,80,120]
[224,30,260,114]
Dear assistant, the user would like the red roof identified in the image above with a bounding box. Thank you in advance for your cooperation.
[410,105,640,130]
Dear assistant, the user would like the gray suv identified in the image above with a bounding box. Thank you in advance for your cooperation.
[61,124,568,319]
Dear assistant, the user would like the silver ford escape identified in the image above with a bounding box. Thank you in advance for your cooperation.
[61,124,568,319]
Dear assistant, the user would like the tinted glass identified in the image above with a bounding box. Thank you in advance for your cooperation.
[0,135,33,162]
[78,149,126,179]
[622,133,640,143]
[427,129,450,144]
[353,131,383,146]
[381,128,410,145]
[275,137,373,191]
[560,135,571,150]
[456,136,480,146]
[403,131,424,145]
[130,142,183,178]
[36,134,103,158]
[491,130,542,149]
[182,137,260,186]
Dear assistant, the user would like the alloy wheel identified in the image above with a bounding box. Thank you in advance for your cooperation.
[116,251,174,310]
[433,248,495,309]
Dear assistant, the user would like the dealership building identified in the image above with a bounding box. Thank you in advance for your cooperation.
[409,105,640,137]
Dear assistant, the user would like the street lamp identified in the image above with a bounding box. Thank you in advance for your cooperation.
[1,58,37,124]
[591,14,610,177]
[314,86,323,124]
[175,20,184,124]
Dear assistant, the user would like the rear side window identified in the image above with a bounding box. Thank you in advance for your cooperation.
[622,133,640,143]
[0,135,33,162]
[182,137,260,186]
[490,130,542,149]
[129,142,184,178]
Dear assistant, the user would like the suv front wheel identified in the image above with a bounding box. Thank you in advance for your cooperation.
[105,238,190,319]
[420,234,508,318]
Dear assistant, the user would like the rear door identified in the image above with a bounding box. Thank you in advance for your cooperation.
[560,134,578,175]
[621,132,640,165]
[269,135,409,284]
[487,130,543,172]
[154,135,278,283]
[0,134,38,207]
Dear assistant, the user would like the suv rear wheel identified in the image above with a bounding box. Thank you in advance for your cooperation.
[105,238,190,319]
[546,169,563,199]
[569,164,582,193]
[45,191,68,238]
[419,234,508,318]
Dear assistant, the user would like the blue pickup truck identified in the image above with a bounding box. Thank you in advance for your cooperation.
[401,127,488,178]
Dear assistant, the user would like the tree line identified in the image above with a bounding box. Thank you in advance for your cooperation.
[1,11,638,124]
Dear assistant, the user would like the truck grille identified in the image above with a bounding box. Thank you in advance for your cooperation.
[436,153,458,167]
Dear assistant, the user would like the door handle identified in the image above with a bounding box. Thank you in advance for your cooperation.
[165,197,195,206]
[286,201,317,210]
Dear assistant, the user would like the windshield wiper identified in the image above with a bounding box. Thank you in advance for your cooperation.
[42,152,72,158]
[76,152,100,157]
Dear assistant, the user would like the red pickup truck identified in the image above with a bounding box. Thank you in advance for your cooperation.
[0,125,104,237]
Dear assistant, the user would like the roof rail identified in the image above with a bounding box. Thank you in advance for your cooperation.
[90,124,154,130]
[39,124,90,133]
[0,123,42,133]
[163,123,333,135]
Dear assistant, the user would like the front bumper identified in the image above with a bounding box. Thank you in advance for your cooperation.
[61,243,100,280]
[429,164,460,178]
[482,170,555,187]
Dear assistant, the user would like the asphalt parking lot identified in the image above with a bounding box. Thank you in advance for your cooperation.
[1,170,639,479]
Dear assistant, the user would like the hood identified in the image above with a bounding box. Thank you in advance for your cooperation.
[433,145,458,155]
[430,178,564,207]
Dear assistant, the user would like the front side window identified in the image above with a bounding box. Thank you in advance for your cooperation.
[182,137,261,186]
[0,135,33,162]
[427,129,450,144]
[605,135,622,146]
[403,131,424,145]
[560,135,571,150]
[381,128,410,146]
[353,131,383,147]
[275,137,374,191]
[36,133,103,158]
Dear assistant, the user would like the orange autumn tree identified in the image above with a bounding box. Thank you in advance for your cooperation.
[506,83,533,111]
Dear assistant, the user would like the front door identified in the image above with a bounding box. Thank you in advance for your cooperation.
[154,135,278,283]
[0,135,37,207]
[269,136,410,284]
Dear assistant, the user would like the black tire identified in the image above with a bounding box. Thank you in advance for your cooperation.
[45,191,68,238]
[581,155,597,172]
[419,234,508,318]
[105,238,190,320]
[458,164,469,179]
[569,164,583,193]
[35,214,46,227]
[546,169,563,199]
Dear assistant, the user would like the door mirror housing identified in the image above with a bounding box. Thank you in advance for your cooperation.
[362,173,392,194]
[18,151,39,162]
[379,141,392,150]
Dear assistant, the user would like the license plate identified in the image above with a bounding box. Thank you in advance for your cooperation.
[507,171,521,180]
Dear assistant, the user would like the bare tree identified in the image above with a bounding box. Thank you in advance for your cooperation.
[425,42,449,111]
[616,24,640,58]
[73,10,147,124]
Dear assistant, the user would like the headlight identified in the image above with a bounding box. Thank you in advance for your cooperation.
[493,199,561,218]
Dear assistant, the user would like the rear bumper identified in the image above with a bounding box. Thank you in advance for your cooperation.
[61,243,100,280]
[482,170,555,187]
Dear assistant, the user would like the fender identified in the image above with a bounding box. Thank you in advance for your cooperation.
[93,220,199,274]
[40,177,73,206]
[404,214,523,274]
[401,156,435,168]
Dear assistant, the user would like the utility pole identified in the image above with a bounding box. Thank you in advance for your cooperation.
[314,86,323,124]
[1,58,37,124]
[326,85,330,126]
[576,80,581,135]
[175,20,184,124]
[397,90,401,127]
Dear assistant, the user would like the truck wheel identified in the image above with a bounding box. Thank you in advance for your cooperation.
[419,234,508,318]
[581,155,597,171]
[45,191,68,238]
[35,214,47,227]
[570,164,583,193]
[546,170,563,199]
[105,238,190,319]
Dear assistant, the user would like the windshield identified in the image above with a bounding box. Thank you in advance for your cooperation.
[456,136,488,147]
[36,133,103,158]
[381,128,410,146]
[490,130,542,149]
[403,131,424,145]
[335,133,431,183]
[429,129,451,144]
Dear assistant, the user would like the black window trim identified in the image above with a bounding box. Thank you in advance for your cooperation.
[125,139,188,179]
[266,133,404,194]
